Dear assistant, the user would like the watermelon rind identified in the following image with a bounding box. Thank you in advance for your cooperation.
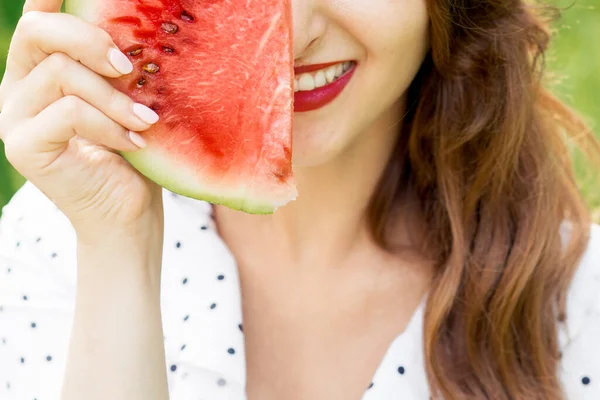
[123,147,291,214]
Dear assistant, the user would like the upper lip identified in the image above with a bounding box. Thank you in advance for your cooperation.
[294,61,352,75]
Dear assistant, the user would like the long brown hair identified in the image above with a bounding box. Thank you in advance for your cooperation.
[368,0,600,398]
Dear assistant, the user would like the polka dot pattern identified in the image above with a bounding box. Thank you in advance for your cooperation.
[0,182,599,399]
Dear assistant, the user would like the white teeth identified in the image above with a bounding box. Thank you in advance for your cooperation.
[298,73,316,91]
[325,66,337,83]
[314,70,327,88]
[294,61,354,92]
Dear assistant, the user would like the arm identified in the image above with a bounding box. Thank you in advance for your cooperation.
[62,227,168,400]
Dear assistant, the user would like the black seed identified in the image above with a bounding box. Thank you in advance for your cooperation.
[31,322,36,328]
[217,275,225,281]
[182,278,188,284]
[20,357,24,364]
[582,376,591,385]
[161,22,179,34]
[137,78,147,88]
[128,48,143,57]
[143,63,160,74]
[46,355,52,362]
[180,344,186,351]
[210,303,217,309]
[180,11,194,21]
[227,348,235,355]
[170,364,177,372]
[398,366,405,375]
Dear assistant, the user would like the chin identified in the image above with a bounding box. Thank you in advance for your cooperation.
[290,118,354,167]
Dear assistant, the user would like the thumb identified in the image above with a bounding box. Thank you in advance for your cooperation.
[22,0,63,14]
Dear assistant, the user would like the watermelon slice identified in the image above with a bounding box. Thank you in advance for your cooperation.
[66,0,297,214]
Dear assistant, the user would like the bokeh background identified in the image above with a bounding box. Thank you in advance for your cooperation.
[0,1,598,220]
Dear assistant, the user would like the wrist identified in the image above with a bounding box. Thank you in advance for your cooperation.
[76,217,164,293]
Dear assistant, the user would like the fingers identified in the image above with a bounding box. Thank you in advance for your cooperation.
[22,0,63,14]
[5,11,131,85]
[4,95,143,174]
[2,52,157,134]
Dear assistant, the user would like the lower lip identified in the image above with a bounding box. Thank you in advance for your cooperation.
[293,63,357,113]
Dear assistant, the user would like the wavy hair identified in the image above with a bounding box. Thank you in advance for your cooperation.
[367,0,600,398]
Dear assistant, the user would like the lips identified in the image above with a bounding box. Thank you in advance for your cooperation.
[293,61,357,112]
[294,61,346,75]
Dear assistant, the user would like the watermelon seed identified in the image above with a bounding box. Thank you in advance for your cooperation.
[127,48,143,57]
[161,22,179,34]
[137,78,146,88]
[180,11,194,22]
[143,63,160,74]
[162,46,175,53]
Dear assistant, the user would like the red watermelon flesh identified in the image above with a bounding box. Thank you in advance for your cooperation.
[66,0,297,214]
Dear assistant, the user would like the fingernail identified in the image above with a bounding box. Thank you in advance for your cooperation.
[128,131,147,149]
[132,103,160,124]
[108,48,134,75]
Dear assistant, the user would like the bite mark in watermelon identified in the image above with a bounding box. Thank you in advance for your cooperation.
[66,0,297,214]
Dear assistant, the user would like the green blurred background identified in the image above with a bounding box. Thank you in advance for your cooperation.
[0,1,598,220]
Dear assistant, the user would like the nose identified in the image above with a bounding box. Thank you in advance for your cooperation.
[292,0,328,62]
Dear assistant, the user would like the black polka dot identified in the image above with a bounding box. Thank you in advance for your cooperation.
[217,378,227,387]
[182,278,188,285]
[175,242,182,249]
[582,376,591,385]
[22,295,28,301]
[36,237,41,243]
[51,253,57,258]
[200,226,208,230]
[227,348,235,355]
[170,364,177,372]
[217,274,225,281]
[30,322,37,329]
[183,315,190,322]
[368,382,374,389]
[180,344,186,351]
[398,366,405,375]
[238,323,243,332]
[46,355,52,362]
[20,357,24,364]
[210,303,217,310]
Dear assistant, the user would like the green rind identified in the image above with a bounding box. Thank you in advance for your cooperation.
[122,149,284,215]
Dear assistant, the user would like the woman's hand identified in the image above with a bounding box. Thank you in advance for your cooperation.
[0,0,164,243]
[0,3,171,399]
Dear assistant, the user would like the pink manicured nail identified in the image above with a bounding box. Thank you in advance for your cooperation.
[108,48,133,75]
[128,131,147,149]
[132,103,160,124]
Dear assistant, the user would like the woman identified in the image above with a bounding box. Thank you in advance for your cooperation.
[0,0,599,398]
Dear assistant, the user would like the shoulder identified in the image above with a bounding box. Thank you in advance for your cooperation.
[559,223,600,398]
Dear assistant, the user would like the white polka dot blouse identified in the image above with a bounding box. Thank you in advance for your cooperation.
[1,182,599,399]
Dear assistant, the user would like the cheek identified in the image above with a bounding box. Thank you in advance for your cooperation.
[350,0,430,119]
